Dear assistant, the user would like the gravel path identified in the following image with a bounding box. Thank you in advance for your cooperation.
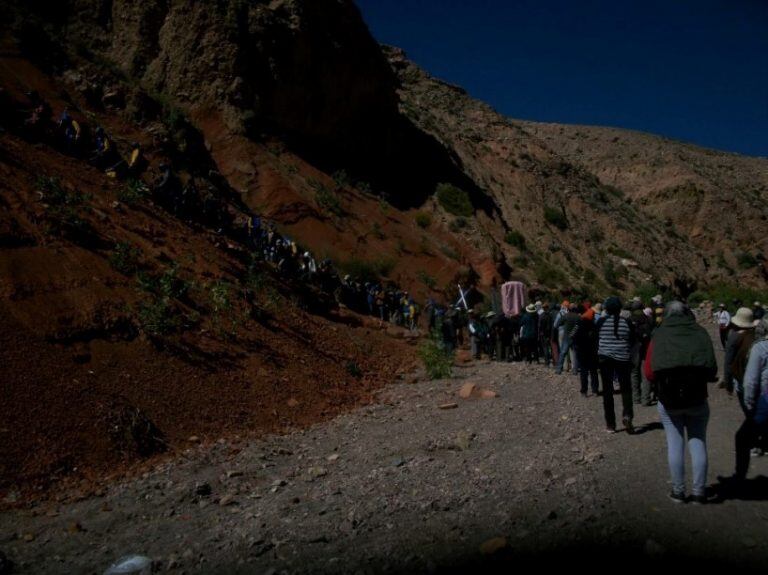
[2,333,768,574]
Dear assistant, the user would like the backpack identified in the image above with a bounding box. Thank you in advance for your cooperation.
[730,331,756,386]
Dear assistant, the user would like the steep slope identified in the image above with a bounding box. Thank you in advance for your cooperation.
[386,47,709,294]
[519,122,768,285]
[0,48,416,501]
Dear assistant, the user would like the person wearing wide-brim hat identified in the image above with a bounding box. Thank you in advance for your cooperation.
[722,307,758,397]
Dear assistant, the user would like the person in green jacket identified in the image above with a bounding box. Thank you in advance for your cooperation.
[644,301,718,504]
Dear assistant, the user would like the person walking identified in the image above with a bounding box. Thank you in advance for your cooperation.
[538,303,554,367]
[555,304,580,375]
[520,304,539,363]
[630,300,654,405]
[721,307,757,396]
[715,303,731,349]
[573,306,599,396]
[724,317,768,486]
[597,297,635,433]
[644,301,718,503]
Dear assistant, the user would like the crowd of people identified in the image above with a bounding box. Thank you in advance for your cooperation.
[438,293,768,504]
[3,90,433,326]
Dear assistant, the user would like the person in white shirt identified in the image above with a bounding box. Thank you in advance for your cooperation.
[716,303,731,349]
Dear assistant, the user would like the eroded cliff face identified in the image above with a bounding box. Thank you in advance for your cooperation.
[14,0,400,163]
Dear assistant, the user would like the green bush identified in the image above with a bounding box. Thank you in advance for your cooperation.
[608,245,633,259]
[535,261,566,287]
[136,297,178,336]
[109,242,142,275]
[209,280,233,315]
[316,186,344,217]
[345,361,363,379]
[588,226,605,243]
[418,270,437,289]
[603,261,627,289]
[414,212,432,228]
[372,222,386,239]
[37,176,91,237]
[136,264,190,300]
[332,169,352,189]
[513,255,529,268]
[448,217,468,233]
[419,331,453,380]
[737,251,758,270]
[436,183,473,217]
[688,283,768,307]
[543,206,568,230]
[504,230,526,249]
[440,244,460,261]
[118,179,149,205]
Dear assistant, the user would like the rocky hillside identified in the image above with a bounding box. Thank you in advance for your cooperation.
[387,47,707,294]
[519,121,768,285]
[8,0,766,296]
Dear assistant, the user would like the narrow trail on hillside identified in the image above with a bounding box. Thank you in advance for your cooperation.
[1,329,767,574]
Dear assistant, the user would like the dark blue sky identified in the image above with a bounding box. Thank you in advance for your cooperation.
[355,0,768,158]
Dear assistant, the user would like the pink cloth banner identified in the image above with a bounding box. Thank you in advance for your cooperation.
[501,281,526,317]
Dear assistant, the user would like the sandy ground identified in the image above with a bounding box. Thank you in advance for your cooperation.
[1,330,767,574]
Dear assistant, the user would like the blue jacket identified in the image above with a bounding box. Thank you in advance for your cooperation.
[744,340,768,413]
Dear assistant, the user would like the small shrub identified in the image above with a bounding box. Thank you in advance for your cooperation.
[332,169,352,189]
[419,331,453,380]
[414,212,432,229]
[688,283,768,307]
[504,230,526,249]
[588,226,605,243]
[209,280,233,315]
[737,251,758,270]
[603,261,627,289]
[118,179,149,205]
[109,242,142,275]
[440,244,460,261]
[345,361,362,379]
[448,218,466,233]
[418,270,437,289]
[136,265,190,300]
[535,261,566,287]
[315,186,344,217]
[436,183,473,217]
[371,222,386,240]
[136,297,178,336]
[357,181,372,195]
[608,245,633,259]
[544,206,568,230]
[158,264,189,300]
[37,176,91,237]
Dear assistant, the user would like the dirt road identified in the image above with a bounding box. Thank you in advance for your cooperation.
[2,339,767,574]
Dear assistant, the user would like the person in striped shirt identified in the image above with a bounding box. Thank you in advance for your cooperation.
[597,296,636,433]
